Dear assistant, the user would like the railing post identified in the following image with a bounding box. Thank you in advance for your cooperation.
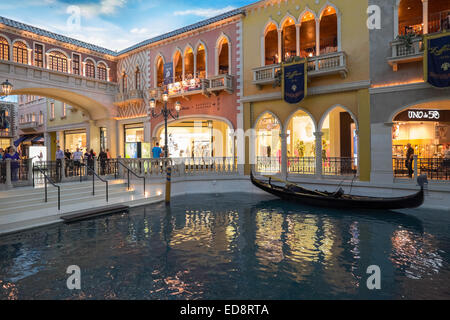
[27,159,33,186]
[414,155,419,181]
[5,159,12,189]
[61,158,67,182]
[280,133,288,180]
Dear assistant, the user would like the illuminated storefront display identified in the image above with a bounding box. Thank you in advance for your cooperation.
[124,124,144,143]
[64,130,86,153]
[167,78,203,96]
[393,109,450,158]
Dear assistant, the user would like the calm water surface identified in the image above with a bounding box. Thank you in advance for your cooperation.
[0,193,449,300]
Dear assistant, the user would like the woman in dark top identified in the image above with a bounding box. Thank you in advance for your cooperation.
[5,146,21,181]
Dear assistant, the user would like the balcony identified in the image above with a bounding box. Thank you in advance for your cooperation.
[18,121,43,132]
[387,36,423,71]
[114,89,145,106]
[252,51,348,88]
[208,74,234,95]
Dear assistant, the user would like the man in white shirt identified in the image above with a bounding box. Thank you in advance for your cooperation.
[55,146,64,180]
[72,148,83,175]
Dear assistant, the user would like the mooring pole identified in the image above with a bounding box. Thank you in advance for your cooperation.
[165,165,172,205]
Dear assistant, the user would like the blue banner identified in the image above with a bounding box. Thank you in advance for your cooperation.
[282,61,307,104]
[425,33,450,88]
[163,62,173,86]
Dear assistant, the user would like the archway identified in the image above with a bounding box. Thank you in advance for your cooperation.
[155,118,234,158]
[281,16,296,61]
[255,112,281,173]
[392,100,450,180]
[286,110,316,175]
[217,36,230,75]
[320,106,358,176]
[319,6,338,55]
[184,47,194,79]
[398,0,423,35]
[428,0,450,33]
[173,49,183,82]
[300,11,317,58]
[156,55,164,87]
[196,43,206,79]
[264,22,278,65]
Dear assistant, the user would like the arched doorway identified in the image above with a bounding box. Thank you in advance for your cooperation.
[392,101,450,180]
[320,106,358,176]
[155,118,234,159]
[319,6,338,55]
[156,55,164,87]
[255,112,281,173]
[184,47,194,79]
[286,110,316,175]
[217,36,230,75]
[264,22,279,65]
[281,17,296,62]
[300,11,316,57]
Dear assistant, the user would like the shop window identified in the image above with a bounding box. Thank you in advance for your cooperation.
[282,17,296,61]
[13,41,28,64]
[300,12,316,58]
[320,6,338,55]
[85,60,95,78]
[217,36,229,74]
[255,113,281,173]
[184,47,194,80]
[0,37,9,61]
[398,0,423,35]
[98,62,107,81]
[287,110,316,159]
[264,22,278,65]
[48,51,68,73]
[34,43,43,67]
[196,44,206,79]
[65,130,87,153]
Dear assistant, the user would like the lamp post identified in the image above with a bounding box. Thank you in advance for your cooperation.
[1,79,13,97]
[149,92,181,159]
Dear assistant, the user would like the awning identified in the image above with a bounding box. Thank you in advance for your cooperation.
[31,136,44,143]
[14,136,27,147]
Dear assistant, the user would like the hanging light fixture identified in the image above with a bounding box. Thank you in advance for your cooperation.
[1,79,13,96]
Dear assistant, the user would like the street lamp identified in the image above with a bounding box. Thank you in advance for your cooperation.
[149,92,181,159]
[1,79,13,96]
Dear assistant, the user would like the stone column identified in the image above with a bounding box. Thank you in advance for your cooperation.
[315,18,320,56]
[422,0,429,34]
[370,122,394,183]
[314,132,323,178]
[280,132,288,180]
[295,24,300,56]
[6,159,12,188]
[277,30,282,63]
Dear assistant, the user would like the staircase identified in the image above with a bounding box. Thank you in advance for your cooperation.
[0,178,164,235]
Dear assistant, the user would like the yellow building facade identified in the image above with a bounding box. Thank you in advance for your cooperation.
[241,0,371,181]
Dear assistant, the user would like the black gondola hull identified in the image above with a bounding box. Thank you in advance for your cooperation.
[251,173,424,210]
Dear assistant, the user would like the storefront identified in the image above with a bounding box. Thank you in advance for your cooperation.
[64,129,87,152]
[156,119,233,158]
[393,109,450,158]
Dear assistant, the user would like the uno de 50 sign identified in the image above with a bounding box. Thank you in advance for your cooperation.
[408,110,440,120]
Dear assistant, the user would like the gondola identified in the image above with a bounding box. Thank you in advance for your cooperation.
[250,172,425,210]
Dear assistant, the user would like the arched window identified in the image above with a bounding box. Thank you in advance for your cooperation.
[428,0,450,33]
[184,47,194,80]
[398,0,423,35]
[217,36,230,75]
[48,51,68,73]
[255,112,281,173]
[97,62,107,81]
[282,17,296,61]
[122,73,128,92]
[300,12,316,58]
[13,41,28,64]
[0,36,9,61]
[85,60,95,78]
[135,67,141,90]
[174,50,183,82]
[320,6,338,54]
[196,44,206,79]
[156,56,164,87]
[264,22,278,65]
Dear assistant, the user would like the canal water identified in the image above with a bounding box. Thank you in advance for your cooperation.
[0,193,449,300]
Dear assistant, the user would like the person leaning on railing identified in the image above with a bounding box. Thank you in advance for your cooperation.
[4,146,20,181]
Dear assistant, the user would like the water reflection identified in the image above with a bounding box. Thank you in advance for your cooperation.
[0,193,449,300]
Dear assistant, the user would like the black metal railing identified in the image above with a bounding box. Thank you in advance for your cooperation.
[322,157,357,176]
[85,166,109,202]
[97,158,117,176]
[115,160,146,195]
[393,157,450,181]
[33,166,61,211]
[288,157,316,175]
[33,161,63,183]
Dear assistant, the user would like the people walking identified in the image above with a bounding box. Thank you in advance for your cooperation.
[5,146,20,182]
[406,143,415,178]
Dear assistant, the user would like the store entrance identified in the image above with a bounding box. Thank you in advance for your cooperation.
[156,119,233,158]
[64,130,87,153]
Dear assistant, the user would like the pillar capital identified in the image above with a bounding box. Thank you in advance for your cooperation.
[314,131,324,138]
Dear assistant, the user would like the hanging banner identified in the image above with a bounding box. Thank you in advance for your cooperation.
[424,32,450,88]
[282,59,307,104]
[163,62,173,86]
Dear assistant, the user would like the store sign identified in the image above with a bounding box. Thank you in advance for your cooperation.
[282,60,307,104]
[163,62,173,86]
[424,33,450,88]
[395,109,450,122]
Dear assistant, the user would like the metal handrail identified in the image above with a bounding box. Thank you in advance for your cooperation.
[115,160,146,195]
[85,166,109,202]
[33,165,61,211]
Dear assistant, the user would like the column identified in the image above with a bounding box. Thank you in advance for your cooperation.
[315,18,320,56]
[422,0,429,34]
[193,54,197,78]
[295,25,300,57]
[280,132,288,179]
[107,68,111,82]
[27,48,33,66]
[370,122,394,183]
[314,132,323,178]
[277,30,282,63]
[6,159,12,188]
